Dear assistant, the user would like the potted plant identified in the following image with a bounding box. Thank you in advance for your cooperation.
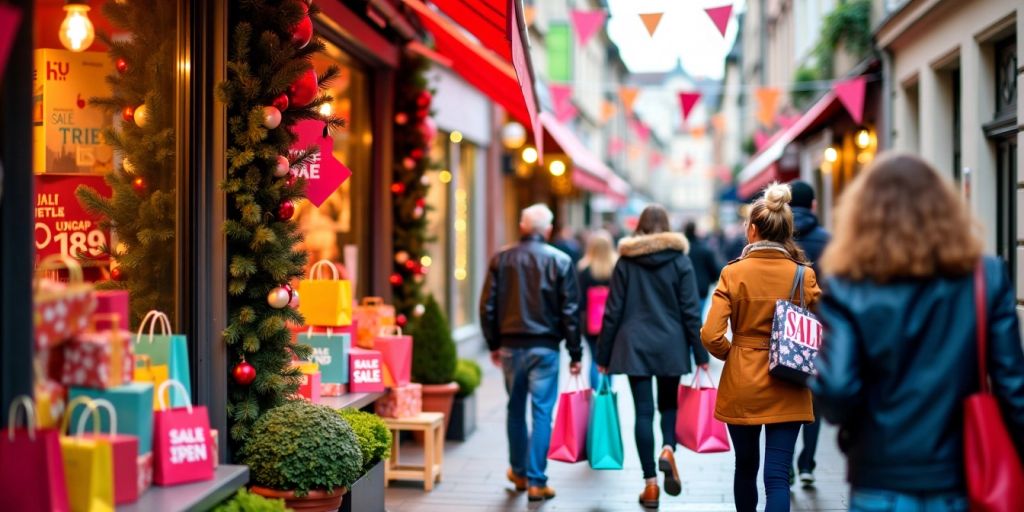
[337,408,392,512]
[213,489,288,512]
[410,295,458,428]
[244,401,364,511]
[447,358,482,441]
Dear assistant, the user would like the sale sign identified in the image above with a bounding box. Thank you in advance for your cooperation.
[35,174,111,264]
[348,347,385,393]
[290,119,351,207]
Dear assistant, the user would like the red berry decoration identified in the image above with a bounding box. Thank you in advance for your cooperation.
[416,90,432,108]
[288,68,318,108]
[396,314,408,328]
[121,105,135,122]
[271,93,289,112]
[277,201,295,221]
[132,177,145,192]
[394,112,408,125]
[404,259,417,271]
[233,360,257,386]
[115,57,128,74]
[402,157,416,171]
[390,182,406,194]
[416,198,426,209]
[110,267,123,281]
[389,273,403,286]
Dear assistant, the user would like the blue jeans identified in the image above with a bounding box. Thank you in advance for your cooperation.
[501,346,560,487]
[585,338,600,388]
[729,423,801,512]
[850,489,968,512]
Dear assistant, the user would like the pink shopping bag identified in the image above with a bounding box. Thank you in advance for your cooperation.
[547,376,592,463]
[676,367,730,453]
[374,326,412,388]
[152,380,214,486]
[0,396,70,512]
[586,286,609,336]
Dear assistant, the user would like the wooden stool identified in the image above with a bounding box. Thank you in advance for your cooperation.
[383,412,444,491]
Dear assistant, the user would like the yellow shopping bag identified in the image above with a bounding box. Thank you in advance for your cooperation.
[298,259,353,327]
[134,355,170,410]
[60,397,114,512]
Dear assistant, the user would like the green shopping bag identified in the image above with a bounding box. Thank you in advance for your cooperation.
[133,311,191,408]
[587,374,624,470]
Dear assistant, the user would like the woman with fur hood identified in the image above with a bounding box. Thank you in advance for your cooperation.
[596,204,710,509]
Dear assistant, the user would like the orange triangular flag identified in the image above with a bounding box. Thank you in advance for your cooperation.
[524,6,536,26]
[600,101,617,124]
[639,12,664,37]
[619,86,639,116]
[754,87,781,128]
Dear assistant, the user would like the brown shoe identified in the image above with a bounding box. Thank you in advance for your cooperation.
[639,483,660,508]
[659,447,681,496]
[506,468,527,492]
[527,485,556,502]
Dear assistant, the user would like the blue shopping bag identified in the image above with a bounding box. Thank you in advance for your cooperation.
[587,374,624,470]
[134,311,191,408]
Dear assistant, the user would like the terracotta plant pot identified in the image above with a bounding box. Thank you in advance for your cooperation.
[420,381,459,430]
[250,485,347,512]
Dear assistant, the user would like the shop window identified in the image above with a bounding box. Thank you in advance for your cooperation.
[453,141,479,329]
[986,35,1017,283]
[424,133,451,309]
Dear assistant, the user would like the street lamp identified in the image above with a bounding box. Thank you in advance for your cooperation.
[501,122,527,150]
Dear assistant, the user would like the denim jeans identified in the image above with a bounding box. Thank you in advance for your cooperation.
[850,489,968,512]
[728,423,801,512]
[501,346,560,487]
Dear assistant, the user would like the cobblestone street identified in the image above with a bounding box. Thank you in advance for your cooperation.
[386,353,850,511]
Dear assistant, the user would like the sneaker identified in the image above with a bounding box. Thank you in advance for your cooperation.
[528,485,556,501]
[799,471,815,487]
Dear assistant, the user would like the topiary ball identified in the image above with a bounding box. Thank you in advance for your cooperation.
[453,358,483,397]
[337,408,392,472]
[242,401,364,496]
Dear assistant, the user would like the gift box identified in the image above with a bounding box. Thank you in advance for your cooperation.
[70,383,154,455]
[295,329,350,386]
[296,362,321,404]
[374,383,422,418]
[34,255,96,350]
[374,327,412,388]
[34,378,66,429]
[349,347,385,393]
[93,290,130,330]
[353,297,395,349]
[62,320,135,390]
[137,453,153,496]
[321,383,347,396]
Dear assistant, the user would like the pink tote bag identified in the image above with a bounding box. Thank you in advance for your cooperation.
[676,368,730,453]
[586,286,609,336]
[547,376,592,463]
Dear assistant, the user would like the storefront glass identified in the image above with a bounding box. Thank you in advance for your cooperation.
[424,133,450,308]
[453,141,478,328]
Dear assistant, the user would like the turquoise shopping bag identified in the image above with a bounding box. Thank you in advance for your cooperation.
[587,374,624,470]
[134,311,191,408]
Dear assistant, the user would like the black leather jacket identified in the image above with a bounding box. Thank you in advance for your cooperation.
[480,234,582,362]
[811,256,1024,493]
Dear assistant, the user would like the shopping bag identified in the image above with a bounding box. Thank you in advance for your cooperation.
[62,314,135,390]
[60,397,115,512]
[374,326,412,387]
[298,259,353,327]
[152,380,214,486]
[134,310,191,408]
[296,362,322,403]
[586,286,609,336]
[296,328,351,386]
[134,355,170,410]
[353,297,395,349]
[0,396,70,512]
[92,290,129,330]
[587,374,624,470]
[768,265,822,385]
[69,383,154,456]
[349,347,386,393]
[548,376,592,463]
[76,399,141,504]
[34,254,97,350]
[676,367,730,453]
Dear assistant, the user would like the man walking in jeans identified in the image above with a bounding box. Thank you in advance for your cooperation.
[480,203,582,502]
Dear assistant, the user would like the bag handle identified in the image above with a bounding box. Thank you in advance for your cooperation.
[35,254,84,285]
[157,379,193,414]
[309,259,340,281]
[305,326,334,339]
[136,354,153,371]
[378,326,402,337]
[788,265,806,307]
[596,373,612,394]
[567,374,585,392]
[975,261,988,393]
[76,398,118,436]
[7,396,37,442]
[136,310,172,344]
[61,396,101,437]
[361,297,384,306]
[689,366,717,390]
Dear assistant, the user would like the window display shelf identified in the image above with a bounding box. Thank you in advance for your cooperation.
[321,391,386,411]
[120,465,248,512]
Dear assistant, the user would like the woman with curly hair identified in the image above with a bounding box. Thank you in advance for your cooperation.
[811,153,1024,511]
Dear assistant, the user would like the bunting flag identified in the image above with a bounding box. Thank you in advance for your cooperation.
[549,84,575,123]
[704,4,733,38]
[711,113,727,132]
[524,6,536,26]
[834,76,867,124]
[754,130,771,151]
[600,100,617,124]
[608,136,625,155]
[777,113,800,130]
[678,91,701,123]
[689,125,706,139]
[638,12,664,37]
[630,119,651,143]
[619,86,640,116]
[754,87,781,127]
[571,9,607,46]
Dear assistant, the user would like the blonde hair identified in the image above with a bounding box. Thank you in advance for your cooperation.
[579,230,617,280]
[749,182,806,262]
[822,153,982,281]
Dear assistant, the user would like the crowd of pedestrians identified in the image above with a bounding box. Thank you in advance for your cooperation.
[478,152,1024,512]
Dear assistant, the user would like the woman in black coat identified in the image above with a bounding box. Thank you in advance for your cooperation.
[597,205,710,508]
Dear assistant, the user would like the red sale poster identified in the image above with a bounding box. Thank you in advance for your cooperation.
[35,174,112,265]
[290,119,351,207]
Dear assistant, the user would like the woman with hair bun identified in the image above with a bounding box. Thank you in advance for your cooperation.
[701,182,821,512]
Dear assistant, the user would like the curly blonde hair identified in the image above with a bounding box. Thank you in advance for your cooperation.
[821,153,983,281]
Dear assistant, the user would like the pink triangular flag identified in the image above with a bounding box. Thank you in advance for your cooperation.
[608,136,625,155]
[704,4,732,37]
[556,103,578,124]
[777,114,800,129]
[631,119,651,143]
[549,84,575,122]
[834,77,867,124]
[678,92,701,122]
[754,131,771,151]
[639,12,664,37]
[571,10,607,47]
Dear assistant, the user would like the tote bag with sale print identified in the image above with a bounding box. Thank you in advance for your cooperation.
[152,380,214,486]
[768,265,822,386]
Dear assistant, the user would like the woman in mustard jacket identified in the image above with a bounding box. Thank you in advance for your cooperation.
[701,183,821,512]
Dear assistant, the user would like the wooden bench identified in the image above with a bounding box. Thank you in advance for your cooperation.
[382,412,444,491]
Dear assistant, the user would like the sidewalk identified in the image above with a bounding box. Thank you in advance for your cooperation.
[385,353,850,511]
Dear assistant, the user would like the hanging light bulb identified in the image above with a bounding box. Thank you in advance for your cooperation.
[59,1,95,52]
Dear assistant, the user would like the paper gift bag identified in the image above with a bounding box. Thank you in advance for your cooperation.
[60,397,115,512]
[137,453,153,496]
[587,375,624,470]
[296,328,350,387]
[349,347,385,393]
[34,255,96,350]
[0,396,70,512]
[374,326,412,387]
[134,356,170,410]
[93,290,129,330]
[62,314,134,390]
[296,362,322,403]
[298,259,353,327]
[70,383,154,455]
[676,368,730,453]
[134,310,191,408]
[353,297,395,349]
[374,383,422,418]
[76,399,141,504]
[152,380,214,486]
[548,376,592,463]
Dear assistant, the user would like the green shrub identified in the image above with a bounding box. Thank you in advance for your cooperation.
[337,408,392,472]
[453,358,482,397]
[410,295,457,384]
[242,401,363,496]
[212,489,288,512]
[815,0,872,77]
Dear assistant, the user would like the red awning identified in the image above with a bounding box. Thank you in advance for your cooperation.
[540,112,629,204]
[404,0,542,158]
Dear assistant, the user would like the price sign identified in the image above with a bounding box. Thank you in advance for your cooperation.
[34,174,111,263]
[290,119,351,207]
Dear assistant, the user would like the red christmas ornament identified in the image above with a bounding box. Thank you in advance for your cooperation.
[132,177,145,193]
[394,112,409,125]
[233,360,257,386]
[389,273,404,286]
[416,108,429,120]
[115,57,128,74]
[277,201,295,221]
[110,267,123,281]
[288,68,318,108]
[416,90,432,108]
[416,198,426,209]
[291,15,313,49]
[396,314,408,328]
[390,182,406,195]
[121,105,135,122]
[404,259,417,271]
[410,148,424,160]
[402,157,416,171]
[271,93,290,112]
